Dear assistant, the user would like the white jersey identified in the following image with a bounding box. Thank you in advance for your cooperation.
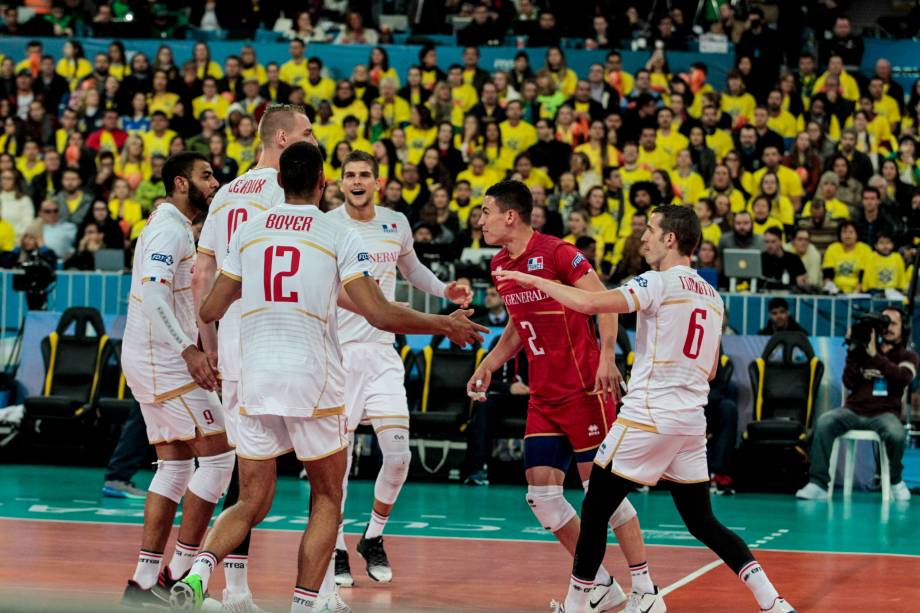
[329,205,414,346]
[220,203,370,417]
[615,265,724,435]
[122,203,198,404]
[198,167,285,381]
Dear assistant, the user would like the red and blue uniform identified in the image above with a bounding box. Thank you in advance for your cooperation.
[491,232,615,459]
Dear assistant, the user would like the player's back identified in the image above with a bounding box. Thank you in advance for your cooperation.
[491,231,601,405]
[226,203,367,416]
[329,204,412,345]
[619,265,724,435]
[198,167,284,381]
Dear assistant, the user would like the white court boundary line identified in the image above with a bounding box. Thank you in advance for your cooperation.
[659,559,723,597]
[1,516,919,559]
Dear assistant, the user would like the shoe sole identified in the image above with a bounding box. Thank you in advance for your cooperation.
[365,569,392,584]
[102,487,146,500]
[169,582,197,610]
[335,574,354,588]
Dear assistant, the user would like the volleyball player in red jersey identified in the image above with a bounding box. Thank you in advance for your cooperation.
[467,181,654,611]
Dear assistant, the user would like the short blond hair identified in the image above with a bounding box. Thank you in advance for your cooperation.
[258,104,307,149]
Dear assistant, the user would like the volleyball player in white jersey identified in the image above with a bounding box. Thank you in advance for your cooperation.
[192,104,315,611]
[174,143,487,613]
[495,205,796,613]
[119,153,236,608]
[328,150,473,586]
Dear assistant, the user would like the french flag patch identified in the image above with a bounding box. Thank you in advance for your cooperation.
[527,256,544,271]
[382,223,398,233]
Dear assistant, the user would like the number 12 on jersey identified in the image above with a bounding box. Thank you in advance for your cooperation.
[263,245,300,302]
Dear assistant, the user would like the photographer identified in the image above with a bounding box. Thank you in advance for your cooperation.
[797,308,917,502]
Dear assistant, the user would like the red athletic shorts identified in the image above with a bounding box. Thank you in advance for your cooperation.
[525,393,616,453]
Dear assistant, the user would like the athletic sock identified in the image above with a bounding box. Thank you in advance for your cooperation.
[364,510,388,539]
[132,549,163,590]
[167,540,199,579]
[563,575,593,611]
[290,586,318,612]
[188,551,218,593]
[739,561,780,609]
[223,555,249,597]
[594,565,610,585]
[317,552,335,598]
[335,524,347,551]
[629,561,655,594]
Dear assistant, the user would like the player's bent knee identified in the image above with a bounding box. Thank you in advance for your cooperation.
[374,451,411,505]
[188,450,236,504]
[526,485,577,533]
[148,458,195,504]
[610,498,637,529]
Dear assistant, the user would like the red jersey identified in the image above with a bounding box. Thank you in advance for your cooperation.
[491,232,600,405]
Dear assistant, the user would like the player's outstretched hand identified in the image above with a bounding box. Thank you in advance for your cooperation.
[444,309,489,347]
[593,359,624,403]
[182,346,219,391]
[444,281,473,308]
[466,364,492,402]
[492,269,540,288]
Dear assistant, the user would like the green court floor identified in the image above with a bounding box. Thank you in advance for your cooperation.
[1,465,916,556]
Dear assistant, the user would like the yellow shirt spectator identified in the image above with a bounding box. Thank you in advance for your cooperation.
[377,96,411,128]
[874,95,901,130]
[192,95,231,121]
[451,83,479,113]
[0,219,15,251]
[108,197,143,227]
[862,251,906,291]
[520,167,554,191]
[405,126,436,164]
[620,165,652,193]
[280,59,309,88]
[589,212,619,246]
[241,64,268,85]
[707,188,746,213]
[148,92,180,118]
[672,170,705,204]
[315,123,346,157]
[655,130,689,166]
[749,195,795,226]
[721,93,756,125]
[750,166,804,203]
[637,146,672,172]
[752,216,784,236]
[797,113,841,141]
[550,68,578,97]
[142,129,177,159]
[330,100,369,129]
[302,78,336,110]
[16,158,45,184]
[705,129,734,160]
[766,110,798,139]
[814,70,861,102]
[574,142,620,178]
[195,61,223,80]
[227,139,259,173]
[701,222,722,246]
[801,198,851,220]
[499,120,538,158]
[56,57,92,91]
[456,167,503,206]
[822,241,872,293]
[606,70,634,96]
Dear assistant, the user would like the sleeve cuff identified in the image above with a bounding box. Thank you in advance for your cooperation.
[342,271,369,286]
[197,246,215,256]
[220,269,241,281]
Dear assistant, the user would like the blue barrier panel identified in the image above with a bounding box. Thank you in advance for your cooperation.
[0,36,735,89]
[862,38,919,96]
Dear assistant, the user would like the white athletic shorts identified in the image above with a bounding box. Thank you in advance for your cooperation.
[593,418,709,486]
[342,342,409,434]
[140,386,225,445]
[222,379,240,448]
[235,411,347,462]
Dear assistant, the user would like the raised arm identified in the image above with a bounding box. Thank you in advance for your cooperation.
[397,247,472,307]
[493,269,630,315]
[344,275,487,346]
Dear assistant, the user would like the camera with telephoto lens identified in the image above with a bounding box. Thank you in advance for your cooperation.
[12,257,56,310]
[847,312,891,350]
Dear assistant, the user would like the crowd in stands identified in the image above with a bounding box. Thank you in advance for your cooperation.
[0,1,917,297]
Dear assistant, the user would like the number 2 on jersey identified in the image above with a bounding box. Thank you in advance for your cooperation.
[227,208,248,241]
[519,320,545,356]
[263,245,300,302]
[682,308,707,359]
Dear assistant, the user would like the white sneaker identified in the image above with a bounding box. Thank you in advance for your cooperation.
[586,576,627,611]
[892,481,912,502]
[549,600,565,612]
[760,597,796,612]
[221,590,267,613]
[795,482,828,501]
[313,592,353,613]
[624,588,666,613]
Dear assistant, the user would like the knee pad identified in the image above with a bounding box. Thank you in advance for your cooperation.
[149,459,195,504]
[526,485,577,533]
[188,450,236,504]
[610,498,637,529]
[374,428,411,505]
